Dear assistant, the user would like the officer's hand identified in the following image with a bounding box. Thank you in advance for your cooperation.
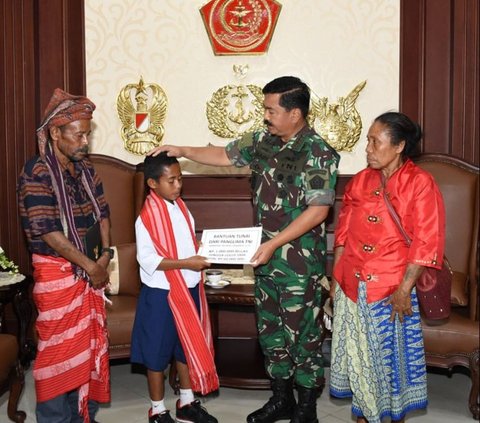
[148,145,183,157]
[250,241,276,267]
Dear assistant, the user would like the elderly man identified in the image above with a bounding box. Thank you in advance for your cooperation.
[17,89,112,423]
[151,76,340,423]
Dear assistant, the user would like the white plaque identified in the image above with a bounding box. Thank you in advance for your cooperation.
[198,226,262,264]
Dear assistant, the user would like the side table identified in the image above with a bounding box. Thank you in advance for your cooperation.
[0,274,35,367]
[206,284,269,389]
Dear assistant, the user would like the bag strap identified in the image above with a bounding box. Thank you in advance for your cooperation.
[381,174,412,246]
[381,174,452,275]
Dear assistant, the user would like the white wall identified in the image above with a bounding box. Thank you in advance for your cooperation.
[85,0,399,174]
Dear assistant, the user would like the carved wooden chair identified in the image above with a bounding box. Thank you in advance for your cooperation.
[0,334,25,422]
[415,153,479,420]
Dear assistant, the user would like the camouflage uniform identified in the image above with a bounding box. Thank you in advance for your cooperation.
[226,126,339,388]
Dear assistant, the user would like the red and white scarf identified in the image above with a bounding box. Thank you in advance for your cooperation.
[140,191,219,395]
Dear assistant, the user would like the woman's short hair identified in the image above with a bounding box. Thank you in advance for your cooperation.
[262,76,310,119]
[374,112,422,158]
[143,152,179,183]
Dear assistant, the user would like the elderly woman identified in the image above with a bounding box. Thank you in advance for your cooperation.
[329,112,445,423]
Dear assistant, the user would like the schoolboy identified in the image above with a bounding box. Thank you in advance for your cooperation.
[131,153,219,423]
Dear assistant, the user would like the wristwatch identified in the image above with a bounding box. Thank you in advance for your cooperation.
[100,247,115,259]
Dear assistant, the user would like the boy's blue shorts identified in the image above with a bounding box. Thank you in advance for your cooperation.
[130,284,200,371]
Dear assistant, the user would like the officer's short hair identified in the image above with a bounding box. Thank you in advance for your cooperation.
[263,76,310,118]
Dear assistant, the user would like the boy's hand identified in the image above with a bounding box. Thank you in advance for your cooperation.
[183,255,211,271]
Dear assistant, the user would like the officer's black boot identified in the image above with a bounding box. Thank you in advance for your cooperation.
[246,378,296,423]
[290,386,319,423]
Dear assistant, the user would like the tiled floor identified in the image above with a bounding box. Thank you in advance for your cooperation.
[0,361,474,422]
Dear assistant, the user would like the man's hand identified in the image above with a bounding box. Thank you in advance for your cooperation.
[148,145,184,157]
[96,253,110,269]
[86,261,110,289]
[250,240,276,267]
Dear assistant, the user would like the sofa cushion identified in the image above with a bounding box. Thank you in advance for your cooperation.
[422,312,479,354]
[107,243,140,297]
[105,295,138,349]
[451,271,468,306]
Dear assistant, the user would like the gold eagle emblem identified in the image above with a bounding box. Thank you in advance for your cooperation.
[117,77,167,155]
[308,80,367,152]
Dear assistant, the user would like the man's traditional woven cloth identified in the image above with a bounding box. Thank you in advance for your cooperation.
[35,88,101,280]
[36,88,96,159]
[32,254,110,422]
[140,191,219,394]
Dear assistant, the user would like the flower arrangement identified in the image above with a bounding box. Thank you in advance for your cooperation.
[0,247,19,274]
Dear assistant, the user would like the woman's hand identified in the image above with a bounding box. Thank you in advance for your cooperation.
[385,263,424,322]
[329,277,338,304]
[385,286,412,322]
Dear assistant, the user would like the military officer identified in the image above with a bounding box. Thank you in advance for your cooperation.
[150,76,339,423]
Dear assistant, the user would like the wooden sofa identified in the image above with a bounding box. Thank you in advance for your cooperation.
[0,334,25,422]
[415,154,479,420]
[91,153,479,419]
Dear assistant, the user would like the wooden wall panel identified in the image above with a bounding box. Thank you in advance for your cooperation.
[451,0,480,161]
[0,0,86,275]
[0,0,36,272]
[400,0,479,165]
[36,0,87,114]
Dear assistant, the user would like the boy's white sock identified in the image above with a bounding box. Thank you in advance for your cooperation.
[179,389,195,407]
[151,399,166,415]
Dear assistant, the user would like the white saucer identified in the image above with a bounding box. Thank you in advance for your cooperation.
[206,279,231,289]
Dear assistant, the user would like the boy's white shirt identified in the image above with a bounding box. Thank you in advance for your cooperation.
[135,198,200,290]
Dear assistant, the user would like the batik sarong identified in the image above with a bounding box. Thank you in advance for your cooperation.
[330,282,427,422]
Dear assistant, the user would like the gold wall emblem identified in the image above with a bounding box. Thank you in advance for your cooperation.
[117,77,167,155]
[206,66,265,138]
[206,75,366,152]
[308,81,366,152]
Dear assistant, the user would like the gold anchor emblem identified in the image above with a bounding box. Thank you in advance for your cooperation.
[228,86,254,124]
[230,1,251,28]
[206,65,264,138]
[117,77,168,155]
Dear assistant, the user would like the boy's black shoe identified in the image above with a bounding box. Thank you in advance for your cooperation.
[176,399,218,423]
[149,408,175,423]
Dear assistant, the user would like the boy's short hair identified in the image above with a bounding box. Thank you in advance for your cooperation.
[143,153,179,183]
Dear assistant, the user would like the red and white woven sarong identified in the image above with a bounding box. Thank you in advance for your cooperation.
[32,254,110,422]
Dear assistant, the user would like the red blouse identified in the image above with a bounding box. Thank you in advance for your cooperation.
[333,159,445,303]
